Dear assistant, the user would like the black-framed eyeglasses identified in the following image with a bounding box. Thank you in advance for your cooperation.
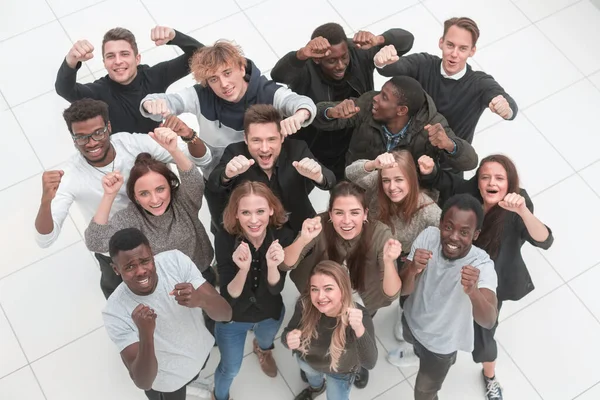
[71,125,108,145]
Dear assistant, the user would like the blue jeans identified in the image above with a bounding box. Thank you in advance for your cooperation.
[296,355,355,400]
[213,307,285,400]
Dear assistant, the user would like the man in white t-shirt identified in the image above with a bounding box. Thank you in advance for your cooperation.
[34,98,211,298]
[399,194,498,400]
[103,228,232,400]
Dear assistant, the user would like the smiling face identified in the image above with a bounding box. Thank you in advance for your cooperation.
[372,82,406,123]
[133,171,172,216]
[310,273,343,317]
[439,206,480,260]
[315,41,350,81]
[329,195,367,241]
[381,165,410,203]
[103,40,141,85]
[236,194,273,243]
[112,244,158,295]
[206,63,248,102]
[71,115,113,165]
[245,122,283,174]
[478,161,509,209]
[439,25,476,76]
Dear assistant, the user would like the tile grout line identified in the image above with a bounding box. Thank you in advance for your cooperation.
[233,0,283,60]
[573,380,600,399]
[325,0,357,32]
[494,339,545,399]
[27,325,106,366]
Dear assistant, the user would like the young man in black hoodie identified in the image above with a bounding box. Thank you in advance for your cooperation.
[271,23,414,180]
[55,26,203,134]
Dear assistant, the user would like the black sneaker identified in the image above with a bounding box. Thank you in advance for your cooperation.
[294,382,326,400]
[353,366,369,389]
[483,372,503,400]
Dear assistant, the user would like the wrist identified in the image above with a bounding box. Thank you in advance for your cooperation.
[296,49,309,61]
[65,56,78,69]
[354,325,365,338]
[375,35,385,45]
[364,160,376,172]
[296,108,310,121]
[41,197,53,206]
[445,139,456,153]
[103,192,118,200]
[315,173,324,185]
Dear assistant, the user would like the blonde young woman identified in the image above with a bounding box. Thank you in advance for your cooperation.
[345,150,440,364]
[283,261,378,400]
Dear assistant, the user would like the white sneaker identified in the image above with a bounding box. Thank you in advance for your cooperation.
[387,344,419,368]
[394,306,405,342]
[186,375,213,399]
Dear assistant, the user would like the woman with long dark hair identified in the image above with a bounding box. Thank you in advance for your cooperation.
[282,260,378,400]
[417,154,553,400]
[283,181,403,388]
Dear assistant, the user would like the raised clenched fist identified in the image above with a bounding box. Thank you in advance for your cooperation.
[149,127,178,152]
[286,329,302,350]
[280,109,310,137]
[411,249,432,274]
[346,307,365,337]
[41,170,64,203]
[292,157,323,183]
[300,216,322,244]
[373,45,399,68]
[498,192,526,214]
[224,155,255,179]
[489,95,512,119]
[461,265,480,295]
[151,26,176,46]
[266,240,284,270]
[298,37,332,60]
[102,171,124,196]
[353,30,382,50]
[417,155,435,175]
[66,40,94,68]
[131,304,157,334]
[425,123,454,152]
[383,238,402,263]
[327,99,360,119]
[143,99,171,118]
[232,242,252,272]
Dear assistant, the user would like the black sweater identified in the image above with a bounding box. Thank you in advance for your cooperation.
[378,52,518,144]
[282,300,378,374]
[422,168,554,301]
[271,29,414,177]
[215,226,295,323]
[55,30,203,134]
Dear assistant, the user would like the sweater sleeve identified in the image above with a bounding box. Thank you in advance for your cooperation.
[35,176,76,248]
[281,299,304,349]
[365,28,415,61]
[214,232,250,309]
[146,30,204,92]
[375,227,401,304]
[177,164,205,210]
[270,51,308,87]
[519,191,554,250]
[376,52,427,78]
[431,111,478,171]
[206,143,238,193]
[273,86,317,124]
[55,59,104,102]
[354,307,378,370]
[84,207,140,253]
[140,86,201,122]
[311,92,371,131]
[345,160,379,192]
[478,73,518,121]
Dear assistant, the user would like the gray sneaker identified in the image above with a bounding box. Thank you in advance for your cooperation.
[483,372,503,400]
[187,375,213,399]
[387,343,418,368]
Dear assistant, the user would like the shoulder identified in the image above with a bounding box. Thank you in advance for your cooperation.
[225,141,248,153]
[371,221,393,242]
[155,249,191,266]
[274,225,295,247]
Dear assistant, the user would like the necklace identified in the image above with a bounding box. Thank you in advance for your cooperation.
[87,146,116,176]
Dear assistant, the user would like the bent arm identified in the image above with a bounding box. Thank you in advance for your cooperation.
[140,87,201,122]
[55,59,101,102]
[120,337,158,391]
[469,288,498,330]
[271,51,307,85]
[193,282,232,321]
[273,86,317,124]
[35,190,75,248]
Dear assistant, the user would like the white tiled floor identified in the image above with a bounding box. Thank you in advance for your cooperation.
[1,0,599,399]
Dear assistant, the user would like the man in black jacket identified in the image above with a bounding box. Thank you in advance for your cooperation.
[271,22,414,180]
[55,26,203,134]
[207,104,336,233]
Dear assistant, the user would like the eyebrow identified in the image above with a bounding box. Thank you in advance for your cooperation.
[332,208,362,212]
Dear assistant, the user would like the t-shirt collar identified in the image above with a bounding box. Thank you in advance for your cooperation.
[440,62,467,80]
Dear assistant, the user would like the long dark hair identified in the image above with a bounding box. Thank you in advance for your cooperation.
[323,182,372,292]
[474,154,520,259]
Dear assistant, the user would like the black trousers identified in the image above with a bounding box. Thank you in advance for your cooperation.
[403,316,457,400]
[144,355,210,400]
[96,253,122,300]
[472,301,503,363]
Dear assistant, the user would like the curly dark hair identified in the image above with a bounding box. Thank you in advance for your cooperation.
[63,98,110,133]
[311,22,347,45]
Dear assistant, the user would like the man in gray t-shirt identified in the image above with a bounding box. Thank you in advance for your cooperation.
[399,194,498,400]
[102,228,232,400]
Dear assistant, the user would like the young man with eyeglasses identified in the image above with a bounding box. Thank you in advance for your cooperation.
[34,98,212,299]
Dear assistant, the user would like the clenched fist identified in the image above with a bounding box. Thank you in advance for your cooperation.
[353,30,383,50]
[102,171,124,196]
[383,238,402,263]
[365,152,397,172]
[151,26,176,46]
[489,95,513,119]
[233,242,252,272]
[66,40,94,69]
[160,115,194,139]
[347,307,366,337]
[143,99,171,118]
[417,155,435,175]
[461,265,480,295]
[498,192,526,214]
[292,157,323,183]
[286,329,302,350]
[326,99,360,119]
[149,127,178,152]
[266,240,284,269]
[281,109,310,137]
[373,45,399,68]
[41,170,64,203]
[131,304,157,334]
[410,249,432,274]
[425,123,454,152]
[300,216,322,244]
[170,282,200,308]
[297,37,331,60]
[224,155,255,180]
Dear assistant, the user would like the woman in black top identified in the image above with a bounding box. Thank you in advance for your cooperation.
[418,154,553,400]
[213,181,295,400]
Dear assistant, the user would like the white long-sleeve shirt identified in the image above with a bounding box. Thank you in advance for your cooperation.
[35,132,212,248]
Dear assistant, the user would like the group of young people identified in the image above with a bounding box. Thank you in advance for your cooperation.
[34,15,553,400]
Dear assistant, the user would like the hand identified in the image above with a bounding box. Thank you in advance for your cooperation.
[41,170,64,203]
[346,307,365,337]
[149,127,178,152]
[425,123,453,152]
[131,304,157,334]
[461,265,480,295]
[489,95,512,119]
[101,171,124,196]
[170,283,199,308]
[300,216,322,243]
[286,329,302,350]
[293,157,323,183]
[498,192,526,214]
[327,99,360,119]
[369,152,397,171]
[352,31,382,50]
[383,238,402,263]
[418,155,435,175]
[411,249,432,274]
[298,37,331,60]
[266,240,284,269]
[151,26,176,46]
[373,45,399,68]
[66,40,94,68]
[232,242,252,272]
[143,99,171,118]
[160,115,193,139]
[224,155,255,179]
[280,110,309,137]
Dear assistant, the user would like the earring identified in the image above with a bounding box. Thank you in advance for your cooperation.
[363,218,369,224]
[328,218,333,223]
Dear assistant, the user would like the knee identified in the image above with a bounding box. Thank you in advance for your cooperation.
[217,358,241,379]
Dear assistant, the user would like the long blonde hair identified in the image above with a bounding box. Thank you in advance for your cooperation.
[297,260,355,372]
